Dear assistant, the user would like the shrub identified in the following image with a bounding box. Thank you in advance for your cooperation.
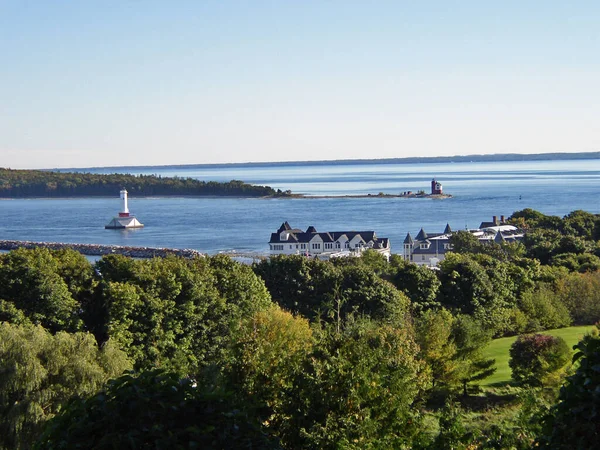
[509,334,571,386]
[36,369,280,450]
[538,327,600,449]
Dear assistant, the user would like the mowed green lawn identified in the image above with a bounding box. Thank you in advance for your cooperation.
[482,325,596,386]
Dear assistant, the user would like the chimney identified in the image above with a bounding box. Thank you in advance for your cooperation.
[500,215,505,223]
[493,215,498,225]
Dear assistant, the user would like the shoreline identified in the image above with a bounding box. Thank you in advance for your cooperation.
[292,193,452,199]
[0,240,204,259]
[0,193,452,200]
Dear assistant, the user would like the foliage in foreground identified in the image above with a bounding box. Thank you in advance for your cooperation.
[274,320,430,449]
[36,369,281,450]
[538,327,600,449]
[0,323,130,450]
[226,314,430,449]
[509,333,571,387]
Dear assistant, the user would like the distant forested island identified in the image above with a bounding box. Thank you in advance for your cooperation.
[56,150,600,172]
[0,168,286,198]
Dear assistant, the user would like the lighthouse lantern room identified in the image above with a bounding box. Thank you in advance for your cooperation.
[105,189,144,229]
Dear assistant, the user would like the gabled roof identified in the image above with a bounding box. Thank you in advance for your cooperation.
[270,224,387,248]
[330,231,376,243]
[373,238,390,249]
[494,231,506,244]
[277,221,291,233]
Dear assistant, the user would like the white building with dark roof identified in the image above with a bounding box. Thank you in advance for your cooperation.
[402,216,524,267]
[269,222,391,259]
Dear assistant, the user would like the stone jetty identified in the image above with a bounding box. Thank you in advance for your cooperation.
[0,240,204,259]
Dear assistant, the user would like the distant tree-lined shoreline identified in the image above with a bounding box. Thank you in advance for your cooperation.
[0,168,288,198]
[50,150,600,172]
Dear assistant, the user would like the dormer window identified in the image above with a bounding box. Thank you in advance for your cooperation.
[420,243,430,249]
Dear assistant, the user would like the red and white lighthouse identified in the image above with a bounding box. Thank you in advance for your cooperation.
[105,189,144,229]
[431,179,443,195]
[118,189,130,217]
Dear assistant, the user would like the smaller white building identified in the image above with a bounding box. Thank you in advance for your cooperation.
[105,190,144,229]
[402,216,524,267]
[269,222,391,259]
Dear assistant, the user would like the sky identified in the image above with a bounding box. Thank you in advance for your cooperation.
[1,1,599,169]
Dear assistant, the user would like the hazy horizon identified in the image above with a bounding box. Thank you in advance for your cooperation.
[38,150,599,172]
[2,1,599,169]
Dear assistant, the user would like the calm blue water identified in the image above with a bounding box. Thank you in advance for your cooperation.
[2,160,599,254]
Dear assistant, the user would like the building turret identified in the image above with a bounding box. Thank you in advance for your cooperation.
[415,228,428,241]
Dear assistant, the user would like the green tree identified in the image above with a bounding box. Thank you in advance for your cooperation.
[510,209,562,230]
[522,229,562,264]
[415,309,459,390]
[226,306,313,434]
[99,255,272,375]
[0,248,82,333]
[281,320,430,449]
[253,255,340,320]
[509,334,571,387]
[337,265,410,326]
[561,210,600,240]
[438,253,510,335]
[0,323,130,450]
[555,271,600,325]
[449,230,484,254]
[51,249,96,306]
[517,283,571,332]
[538,327,600,449]
[389,256,441,312]
[36,370,281,450]
[253,255,409,326]
[451,315,496,396]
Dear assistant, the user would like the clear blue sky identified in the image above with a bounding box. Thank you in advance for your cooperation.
[1,1,599,169]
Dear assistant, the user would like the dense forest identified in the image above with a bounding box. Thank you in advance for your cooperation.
[0,168,288,198]
[2,208,600,448]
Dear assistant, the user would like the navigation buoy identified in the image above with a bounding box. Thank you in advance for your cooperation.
[105,190,144,229]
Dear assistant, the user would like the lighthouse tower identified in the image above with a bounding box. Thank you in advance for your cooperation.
[119,190,130,217]
[105,189,144,229]
[431,179,443,195]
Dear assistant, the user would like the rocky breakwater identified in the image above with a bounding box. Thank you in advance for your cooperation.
[0,240,204,259]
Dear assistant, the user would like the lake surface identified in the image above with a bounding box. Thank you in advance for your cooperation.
[2,159,599,255]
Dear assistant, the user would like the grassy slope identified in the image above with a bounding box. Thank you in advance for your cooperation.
[482,325,596,386]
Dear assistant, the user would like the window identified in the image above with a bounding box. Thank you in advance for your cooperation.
[355,243,360,248]
[272,245,283,251]
[312,243,321,250]
[301,244,306,249]
[325,243,333,249]
[335,242,341,249]
[420,244,429,249]
[345,242,349,248]
[289,245,293,249]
